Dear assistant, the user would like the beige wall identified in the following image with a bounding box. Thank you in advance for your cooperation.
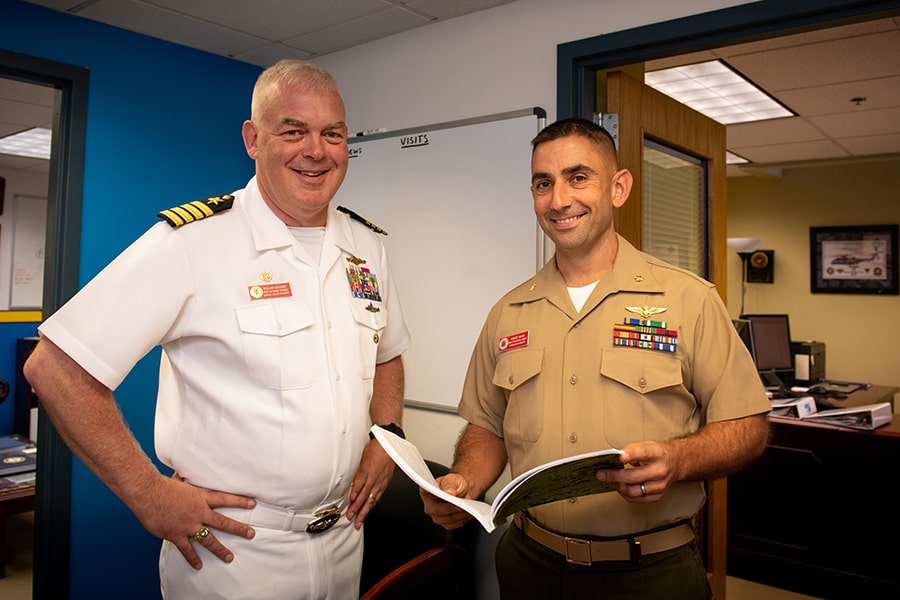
[726,158,900,390]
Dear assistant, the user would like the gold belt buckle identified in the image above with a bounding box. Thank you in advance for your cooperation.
[564,537,592,566]
[305,506,340,534]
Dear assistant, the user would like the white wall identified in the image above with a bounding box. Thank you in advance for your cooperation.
[315,0,754,466]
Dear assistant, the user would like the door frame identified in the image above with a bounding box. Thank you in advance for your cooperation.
[0,49,87,600]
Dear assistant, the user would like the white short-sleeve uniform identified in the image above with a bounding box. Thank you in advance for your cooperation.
[38,176,410,599]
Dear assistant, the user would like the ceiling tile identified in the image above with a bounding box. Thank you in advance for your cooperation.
[0,98,54,129]
[734,139,850,164]
[776,75,900,116]
[838,132,900,156]
[75,0,274,57]
[405,0,517,20]
[284,7,430,55]
[726,116,823,147]
[146,0,390,41]
[811,106,900,138]
[725,31,900,91]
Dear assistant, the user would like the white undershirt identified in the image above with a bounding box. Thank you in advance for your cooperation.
[289,226,326,265]
[568,281,599,312]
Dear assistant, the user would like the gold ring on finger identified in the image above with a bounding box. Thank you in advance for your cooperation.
[192,525,210,542]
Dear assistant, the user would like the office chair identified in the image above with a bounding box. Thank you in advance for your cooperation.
[360,460,477,597]
[360,544,474,600]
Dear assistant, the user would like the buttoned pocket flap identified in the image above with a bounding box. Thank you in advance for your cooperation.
[492,348,544,391]
[349,301,388,331]
[235,300,315,337]
[600,349,682,394]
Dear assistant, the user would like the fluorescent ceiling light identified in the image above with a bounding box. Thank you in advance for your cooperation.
[726,151,749,165]
[0,127,52,160]
[645,60,793,125]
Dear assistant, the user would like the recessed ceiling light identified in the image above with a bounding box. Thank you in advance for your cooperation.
[0,127,52,160]
[645,60,794,125]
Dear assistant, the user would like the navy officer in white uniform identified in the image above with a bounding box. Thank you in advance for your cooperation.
[24,59,410,599]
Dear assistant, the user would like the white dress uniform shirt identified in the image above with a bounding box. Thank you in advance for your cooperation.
[38,176,410,599]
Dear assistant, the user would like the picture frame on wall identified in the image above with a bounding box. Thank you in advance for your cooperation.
[810,224,899,295]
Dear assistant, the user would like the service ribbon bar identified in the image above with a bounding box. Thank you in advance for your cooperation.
[623,317,668,329]
[616,323,678,337]
[613,330,678,345]
[613,337,678,352]
[613,319,678,353]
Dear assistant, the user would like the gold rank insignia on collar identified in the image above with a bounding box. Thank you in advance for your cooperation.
[625,305,667,319]
[337,205,388,235]
[157,195,234,228]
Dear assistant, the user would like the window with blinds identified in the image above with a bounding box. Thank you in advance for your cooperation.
[642,139,707,278]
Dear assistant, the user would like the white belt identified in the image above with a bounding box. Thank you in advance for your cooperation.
[219,499,347,534]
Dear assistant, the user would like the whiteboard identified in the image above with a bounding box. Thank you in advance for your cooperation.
[334,108,546,411]
[10,194,47,309]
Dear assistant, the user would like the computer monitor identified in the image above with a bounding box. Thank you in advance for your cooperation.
[732,318,755,357]
[740,314,794,388]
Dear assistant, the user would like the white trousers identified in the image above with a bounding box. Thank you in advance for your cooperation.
[159,520,363,599]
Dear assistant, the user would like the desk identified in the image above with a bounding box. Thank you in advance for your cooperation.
[0,434,36,579]
[0,482,35,578]
[727,385,900,598]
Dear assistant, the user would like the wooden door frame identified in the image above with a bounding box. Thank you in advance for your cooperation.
[602,70,727,287]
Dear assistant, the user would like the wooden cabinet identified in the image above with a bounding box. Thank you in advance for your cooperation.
[727,386,900,598]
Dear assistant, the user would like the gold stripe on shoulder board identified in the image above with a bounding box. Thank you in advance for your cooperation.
[158,195,235,228]
[336,205,388,235]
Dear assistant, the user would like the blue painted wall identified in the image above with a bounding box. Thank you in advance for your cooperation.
[2,1,261,597]
[0,322,38,433]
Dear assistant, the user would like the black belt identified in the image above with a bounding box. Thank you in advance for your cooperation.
[513,512,694,564]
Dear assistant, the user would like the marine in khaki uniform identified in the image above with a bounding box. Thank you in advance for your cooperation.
[423,118,770,599]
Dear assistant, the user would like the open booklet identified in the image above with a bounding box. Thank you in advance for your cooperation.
[370,426,624,532]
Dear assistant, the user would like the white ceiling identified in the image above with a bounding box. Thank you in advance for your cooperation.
[3,1,900,177]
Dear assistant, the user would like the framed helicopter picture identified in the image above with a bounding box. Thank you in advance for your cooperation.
[810,224,898,295]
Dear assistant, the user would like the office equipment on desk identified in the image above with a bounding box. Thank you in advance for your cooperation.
[791,340,825,384]
[740,314,797,389]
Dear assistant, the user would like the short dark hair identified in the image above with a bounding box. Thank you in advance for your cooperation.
[531,118,618,167]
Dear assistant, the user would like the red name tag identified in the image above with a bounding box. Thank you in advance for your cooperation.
[498,331,529,352]
[248,283,293,300]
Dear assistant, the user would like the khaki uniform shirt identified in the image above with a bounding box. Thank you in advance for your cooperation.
[459,235,769,536]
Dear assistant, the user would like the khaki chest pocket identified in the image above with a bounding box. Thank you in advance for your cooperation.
[600,349,683,394]
[493,348,544,442]
[599,348,690,447]
[235,300,316,390]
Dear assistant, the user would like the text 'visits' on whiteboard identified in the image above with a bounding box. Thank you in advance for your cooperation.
[333,108,546,411]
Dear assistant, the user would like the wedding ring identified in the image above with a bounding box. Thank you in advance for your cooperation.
[368,493,377,503]
[640,482,647,497]
[192,525,210,542]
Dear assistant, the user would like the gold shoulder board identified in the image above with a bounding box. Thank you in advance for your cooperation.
[336,205,388,236]
[157,195,235,228]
